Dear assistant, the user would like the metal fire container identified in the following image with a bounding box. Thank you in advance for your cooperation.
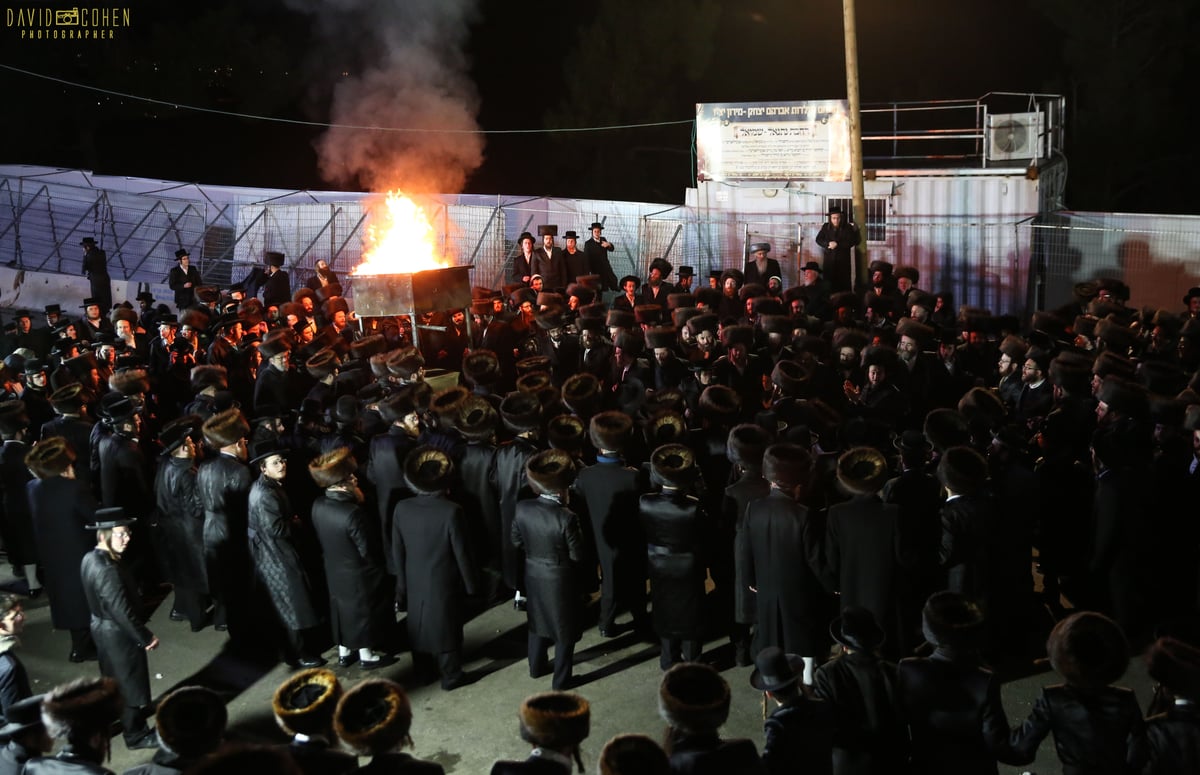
[349,265,473,351]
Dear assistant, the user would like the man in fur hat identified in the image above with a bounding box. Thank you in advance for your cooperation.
[0,404,37,597]
[23,677,123,772]
[744,443,830,680]
[1131,637,1200,774]
[271,668,356,775]
[196,409,253,637]
[126,685,226,774]
[574,412,650,639]
[639,443,707,669]
[255,332,297,416]
[334,679,443,774]
[80,509,160,750]
[513,449,585,690]
[896,592,1014,773]
[658,663,761,772]
[639,258,674,306]
[392,446,475,689]
[364,386,424,580]
[491,691,591,774]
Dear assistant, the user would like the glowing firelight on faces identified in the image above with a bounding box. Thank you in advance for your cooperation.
[352,192,448,276]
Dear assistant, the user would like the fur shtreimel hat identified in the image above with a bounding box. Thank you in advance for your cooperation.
[589,411,633,454]
[547,414,586,453]
[25,436,76,480]
[202,408,250,448]
[386,347,424,380]
[455,395,498,442]
[836,446,888,496]
[697,385,740,424]
[41,677,123,739]
[726,423,771,471]
[762,443,814,491]
[519,691,590,751]
[403,446,453,495]
[937,445,989,497]
[720,324,755,349]
[598,733,669,775]
[155,686,227,759]
[923,408,970,452]
[190,364,228,392]
[643,410,686,447]
[461,349,500,387]
[561,372,601,416]
[349,334,387,361]
[109,367,149,396]
[429,385,469,418]
[334,678,414,757]
[658,663,730,735]
[771,360,811,398]
[921,591,985,649]
[1047,611,1130,690]
[1145,637,1200,700]
[272,668,342,737]
[650,443,696,488]
[500,391,542,434]
[308,447,357,489]
[526,449,575,496]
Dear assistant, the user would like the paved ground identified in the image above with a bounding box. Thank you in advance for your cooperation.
[9,573,1155,775]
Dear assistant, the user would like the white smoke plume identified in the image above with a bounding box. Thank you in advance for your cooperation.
[287,0,485,194]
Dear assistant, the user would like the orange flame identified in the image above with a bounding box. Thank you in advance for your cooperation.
[352,192,449,276]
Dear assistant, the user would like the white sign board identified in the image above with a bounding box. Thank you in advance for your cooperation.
[696,100,851,182]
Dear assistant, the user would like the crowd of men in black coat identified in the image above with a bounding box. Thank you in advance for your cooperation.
[0,235,1199,773]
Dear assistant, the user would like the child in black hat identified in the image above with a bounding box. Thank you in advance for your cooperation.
[750,647,835,775]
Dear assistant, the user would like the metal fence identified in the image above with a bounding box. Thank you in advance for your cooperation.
[5,169,1200,321]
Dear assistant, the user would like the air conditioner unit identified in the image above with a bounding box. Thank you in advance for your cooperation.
[986,112,1044,162]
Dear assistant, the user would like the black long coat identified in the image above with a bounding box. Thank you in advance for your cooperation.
[896,649,1014,774]
[23,748,114,775]
[0,441,35,566]
[196,454,253,606]
[725,472,771,625]
[1130,703,1200,775]
[28,476,96,630]
[80,548,153,708]
[247,477,320,631]
[574,459,647,610]
[812,650,906,775]
[639,490,706,639]
[365,426,418,575]
[154,456,207,596]
[393,492,476,653]
[494,437,540,589]
[743,489,831,656]
[456,440,501,569]
[1090,466,1153,636]
[1007,685,1144,775]
[762,696,836,775]
[512,496,583,643]
[254,363,293,415]
[311,490,391,650]
[666,731,765,775]
[39,416,95,489]
[819,495,902,648]
[938,494,998,606]
[98,432,151,517]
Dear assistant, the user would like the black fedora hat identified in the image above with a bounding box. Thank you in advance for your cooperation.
[830,606,885,652]
[85,507,136,531]
[0,693,44,738]
[749,647,804,693]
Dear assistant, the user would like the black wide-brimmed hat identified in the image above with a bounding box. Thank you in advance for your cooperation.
[749,647,804,693]
[248,437,287,466]
[830,606,885,652]
[84,507,136,531]
[0,693,44,738]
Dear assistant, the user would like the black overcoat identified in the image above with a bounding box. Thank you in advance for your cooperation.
[80,548,153,708]
[743,489,831,656]
[812,650,906,775]
[896,649,1014,774]
[762,696,835,775]
[819,494,902,646]
[725,472,771,625]
[574,458,646,610]
[0,441,35,566]
[365,426,418,575]
[311,490,391,649]
[1007,684,1144,775]
[393,492,476,653]
[154,456,207,595]
[97,432,151,517]
[639,490,706,639]
[39,416,95,488]
[247,477,320,631]
[196,454,252,598]
[457,440,502,568]
[512,496,583,643]
[494,436,540,588]
[28,476,96,630]
[666,731,764,775]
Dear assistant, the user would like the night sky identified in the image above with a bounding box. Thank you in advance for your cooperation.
[3,0,1195,211]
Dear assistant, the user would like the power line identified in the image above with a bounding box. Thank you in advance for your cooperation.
[1,63,695,135]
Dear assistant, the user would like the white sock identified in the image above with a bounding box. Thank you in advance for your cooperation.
[337,645,352,658]
[24,565,39,590]
[359,648,380,661]
[802,656,815,685]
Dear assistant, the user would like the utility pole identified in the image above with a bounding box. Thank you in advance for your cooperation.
[843,0,868,288]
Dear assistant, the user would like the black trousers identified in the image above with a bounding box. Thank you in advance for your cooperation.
[659,637,701,670]
[414,649,464,689]
[528,632,574,690]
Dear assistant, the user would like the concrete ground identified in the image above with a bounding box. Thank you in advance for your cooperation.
[9,572,1155,775]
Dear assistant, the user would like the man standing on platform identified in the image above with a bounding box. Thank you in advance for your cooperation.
[80,238,112,314]
[584,221,619,292]
[815,208,861,293]
[531,225,568,291]
[168,249,201,310]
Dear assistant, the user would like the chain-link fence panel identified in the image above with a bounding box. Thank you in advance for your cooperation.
[1025,212,1200,314]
